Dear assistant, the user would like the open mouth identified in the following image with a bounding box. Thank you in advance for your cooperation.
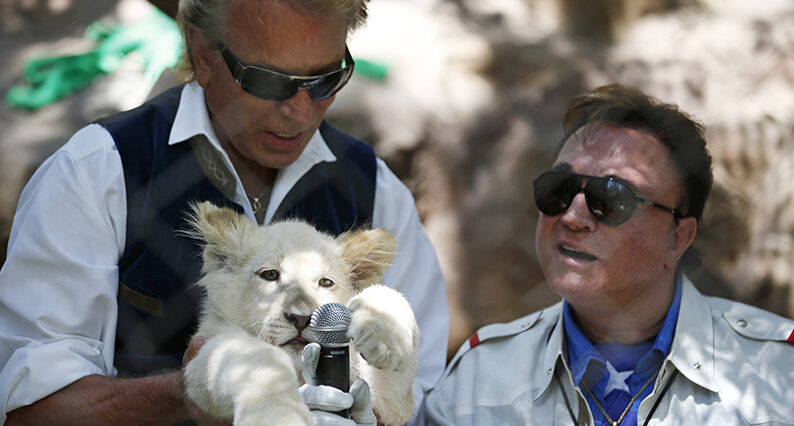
[559,245,598,261]
[270,131,299,138]
[265,130,305,152]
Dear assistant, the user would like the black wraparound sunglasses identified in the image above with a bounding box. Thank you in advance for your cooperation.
[216,42,355,102]
[533,170,684,226]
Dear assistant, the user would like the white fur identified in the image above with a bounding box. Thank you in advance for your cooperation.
[182,202,419,425]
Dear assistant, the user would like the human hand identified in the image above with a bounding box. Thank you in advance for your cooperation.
[299,343,377,426]
[181,335,230,426]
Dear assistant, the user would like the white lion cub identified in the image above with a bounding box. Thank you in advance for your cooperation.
[182,201,419,425]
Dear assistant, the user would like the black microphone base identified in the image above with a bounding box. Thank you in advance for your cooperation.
[317,345,350,418]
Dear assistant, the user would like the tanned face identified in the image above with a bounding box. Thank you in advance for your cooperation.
[193,0,349,169]
[535,122,695,316]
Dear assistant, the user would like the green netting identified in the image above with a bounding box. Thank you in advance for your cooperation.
[6,7,181,110]
[355,59,389,81]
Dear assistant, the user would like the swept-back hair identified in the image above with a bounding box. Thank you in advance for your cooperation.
[176,0,369,79]
[562,84,713,223]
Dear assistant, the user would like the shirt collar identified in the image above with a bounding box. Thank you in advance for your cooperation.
[166,82,337,222]
[169,82,220,148]
[563,300,604,386]
[537,274,719,402]
[264,130,336,224]
[666,274,719,393]
[638,273,681,371]
[533,303,568,401]
[562,274,683,389]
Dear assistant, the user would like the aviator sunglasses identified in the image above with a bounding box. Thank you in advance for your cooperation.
[533,170,683,226]
[216,42,355,102]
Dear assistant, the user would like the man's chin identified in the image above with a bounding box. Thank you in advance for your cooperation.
[546,273,599,299]
[255,149,306,170]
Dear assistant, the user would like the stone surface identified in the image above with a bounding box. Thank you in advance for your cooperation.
[2,0,792,357]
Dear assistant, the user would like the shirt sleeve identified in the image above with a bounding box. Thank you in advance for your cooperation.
[0,124,127,420]
[371,158,450,424]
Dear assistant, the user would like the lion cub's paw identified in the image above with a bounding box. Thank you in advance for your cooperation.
[347,285,418,372]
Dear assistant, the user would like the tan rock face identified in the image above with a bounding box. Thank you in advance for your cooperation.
[331,0,794,356]
[2,0,793,359]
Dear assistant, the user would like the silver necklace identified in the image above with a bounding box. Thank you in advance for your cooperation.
[246,187,270,225]
[247,192,266,213]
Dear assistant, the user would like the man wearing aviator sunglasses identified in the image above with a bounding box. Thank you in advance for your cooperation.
[533,170,684,227]
[0,0,450,424]
[426,84,794,425]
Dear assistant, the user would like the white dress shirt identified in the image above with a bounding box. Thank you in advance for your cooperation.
[0,82,449,423]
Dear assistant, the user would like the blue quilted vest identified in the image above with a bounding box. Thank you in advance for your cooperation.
[96,85,376,375]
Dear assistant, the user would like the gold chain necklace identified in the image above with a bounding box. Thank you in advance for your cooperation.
[582,369,659,426]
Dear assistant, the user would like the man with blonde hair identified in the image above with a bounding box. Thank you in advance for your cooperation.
[0,0,449,423]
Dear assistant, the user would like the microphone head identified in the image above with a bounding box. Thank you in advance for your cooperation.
[310,303,352,345]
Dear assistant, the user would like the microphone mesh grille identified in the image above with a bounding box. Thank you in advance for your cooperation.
[309,303,352,344]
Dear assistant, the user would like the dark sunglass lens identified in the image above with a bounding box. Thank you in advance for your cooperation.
[307,67,352,101]
[586,178,636,225]
[534,172,579,216]
[239,71,299,102]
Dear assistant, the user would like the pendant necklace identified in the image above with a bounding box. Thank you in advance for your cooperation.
[582,369,659,426]
[247,187,270,225]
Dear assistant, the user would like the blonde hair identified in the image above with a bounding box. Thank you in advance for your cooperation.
[176,0,369,79]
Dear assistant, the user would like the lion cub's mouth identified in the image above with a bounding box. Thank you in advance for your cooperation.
[283,337,309,347]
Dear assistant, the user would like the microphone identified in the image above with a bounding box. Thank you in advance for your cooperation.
[309,303,352,417]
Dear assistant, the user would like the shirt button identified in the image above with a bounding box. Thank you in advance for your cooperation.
[547,368,553,375]
[736,319,748,327]
[693,362,701,370]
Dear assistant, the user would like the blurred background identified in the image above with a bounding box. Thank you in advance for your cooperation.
[1,0,793,359]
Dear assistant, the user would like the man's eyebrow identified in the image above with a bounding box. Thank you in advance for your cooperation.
[305,56,346,75]
[551,163,573,172]
[266,60,341,77]
[246,51,346,76]
[303,49,349,76]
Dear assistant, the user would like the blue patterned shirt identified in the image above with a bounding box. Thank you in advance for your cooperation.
[563,275,682,426]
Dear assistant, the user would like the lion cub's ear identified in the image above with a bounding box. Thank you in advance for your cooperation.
[338,228,396,291]
[187,201,255,271]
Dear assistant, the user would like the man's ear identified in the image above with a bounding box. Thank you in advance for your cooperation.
[187,201,254,272]
[338,228,396,291]
[665,216,698,269]
[185,25,214,88]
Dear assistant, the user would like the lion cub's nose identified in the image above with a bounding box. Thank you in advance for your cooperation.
[284,312,311,332]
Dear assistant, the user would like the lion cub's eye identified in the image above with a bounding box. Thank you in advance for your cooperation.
[258,269,280,281]
[318,278,335,288]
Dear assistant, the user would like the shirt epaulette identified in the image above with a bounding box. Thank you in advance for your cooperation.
[445,308,548,374]
[721,302,794,343]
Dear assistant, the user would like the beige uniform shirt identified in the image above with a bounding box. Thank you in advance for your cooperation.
[425,276,794,425]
